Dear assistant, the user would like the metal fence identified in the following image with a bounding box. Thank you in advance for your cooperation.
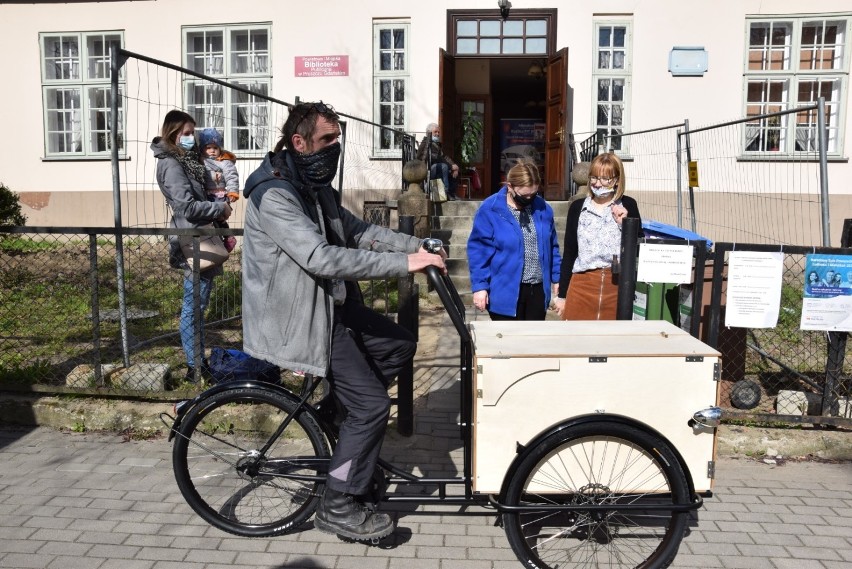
[575,102,832,247]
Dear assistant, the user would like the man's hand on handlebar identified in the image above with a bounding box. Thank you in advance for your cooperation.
[408,251,447,275]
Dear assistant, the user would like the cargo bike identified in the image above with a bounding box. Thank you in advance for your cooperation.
[164,248,723,569]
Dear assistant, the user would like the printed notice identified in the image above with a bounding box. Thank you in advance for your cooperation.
[800,253,852,331]
[636,244,694,284]
[725,251,783,328]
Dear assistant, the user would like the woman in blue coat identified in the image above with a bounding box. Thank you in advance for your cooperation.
[467,160,561,320]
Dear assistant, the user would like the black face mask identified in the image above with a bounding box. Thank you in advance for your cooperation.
[512,190,537,209]
[292,142,341,185]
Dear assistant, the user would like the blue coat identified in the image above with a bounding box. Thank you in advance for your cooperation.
[467,187,562,317]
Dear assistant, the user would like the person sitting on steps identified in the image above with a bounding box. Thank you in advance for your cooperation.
[417,122,459,200]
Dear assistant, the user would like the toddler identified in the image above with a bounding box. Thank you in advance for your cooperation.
[198,128,239,252]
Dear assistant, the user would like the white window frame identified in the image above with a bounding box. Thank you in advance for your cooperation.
[39,31,125,158]
[592,20,632,155]
[372,21,410,158]
[182,23,272,156]
[742,15,850,156]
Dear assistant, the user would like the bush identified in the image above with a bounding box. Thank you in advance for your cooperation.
[0,182,27,226]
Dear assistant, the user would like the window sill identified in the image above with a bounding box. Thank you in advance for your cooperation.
[41,156,131,162]
[736,155,848,163]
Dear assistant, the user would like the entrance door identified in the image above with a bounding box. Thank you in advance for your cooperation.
[544,48,569,200]
[438,48,457,167]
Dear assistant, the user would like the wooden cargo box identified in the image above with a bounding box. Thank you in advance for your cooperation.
[470,320,721,494]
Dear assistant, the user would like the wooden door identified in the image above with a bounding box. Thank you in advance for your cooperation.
[439,49,457,165]
[544,48,570,200]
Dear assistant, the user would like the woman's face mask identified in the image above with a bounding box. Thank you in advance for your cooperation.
[591,186,614,199]
[292,142,342,185]
[178,135,196,150]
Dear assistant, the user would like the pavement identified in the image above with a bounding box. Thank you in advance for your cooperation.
[0,308,850,569]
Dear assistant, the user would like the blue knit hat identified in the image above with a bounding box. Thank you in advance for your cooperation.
[197,128,224,149]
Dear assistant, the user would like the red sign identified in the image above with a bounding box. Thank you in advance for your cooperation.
[295,55,349,77]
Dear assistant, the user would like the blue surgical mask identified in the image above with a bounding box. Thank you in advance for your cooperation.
[431,135,440,142]
[178,135,196,150]
[591,187,614,199]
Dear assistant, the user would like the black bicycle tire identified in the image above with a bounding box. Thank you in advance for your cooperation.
[172,386,331,537]
[503,421,690,569]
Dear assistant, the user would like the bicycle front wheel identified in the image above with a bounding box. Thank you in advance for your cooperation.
[503,422,690,569]
[172,386,331,537]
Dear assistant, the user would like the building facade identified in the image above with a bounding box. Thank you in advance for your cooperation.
[1,0,850,244]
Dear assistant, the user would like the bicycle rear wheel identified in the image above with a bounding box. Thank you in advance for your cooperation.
[172,386,331,537]
[503,422,690,569]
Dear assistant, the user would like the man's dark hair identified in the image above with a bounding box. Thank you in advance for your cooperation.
[274,101,339,153]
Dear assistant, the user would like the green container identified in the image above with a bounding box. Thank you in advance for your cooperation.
[633,282,680,323]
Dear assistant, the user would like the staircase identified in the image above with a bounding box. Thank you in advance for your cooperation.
[429,199,574,305]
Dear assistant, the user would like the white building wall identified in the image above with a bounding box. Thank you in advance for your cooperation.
[1,0,850,238]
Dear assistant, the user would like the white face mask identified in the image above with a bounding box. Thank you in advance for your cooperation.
[431,135,440,142]
[591,186,614,198]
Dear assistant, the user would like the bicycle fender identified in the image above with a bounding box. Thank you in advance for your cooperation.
[496,413,696,500]
[168,380,337,445]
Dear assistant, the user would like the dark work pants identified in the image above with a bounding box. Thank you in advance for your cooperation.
[488,282,547,321]
[326,300,417,495]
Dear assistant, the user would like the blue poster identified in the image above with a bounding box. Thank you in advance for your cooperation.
[803,254,852,297]
[801,253,852,331]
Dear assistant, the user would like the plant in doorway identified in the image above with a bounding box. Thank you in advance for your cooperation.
[457,109,483,198]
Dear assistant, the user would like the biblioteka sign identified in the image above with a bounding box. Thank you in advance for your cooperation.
[295,55,349,77]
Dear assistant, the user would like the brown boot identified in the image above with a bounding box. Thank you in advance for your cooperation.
[314,488,394,541]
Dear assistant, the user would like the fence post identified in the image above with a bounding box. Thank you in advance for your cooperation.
[616,217,640,320]
[822,218,851,416]
[395,215,417,436]
[89,233,104,386]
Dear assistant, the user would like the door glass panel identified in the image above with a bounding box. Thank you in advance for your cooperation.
[481,21,501,36]
[526,38,546,54]
[480,39,500,54]
[457,20,478,36]
[526,20,547,35]
[504,38,523,54]
[457,38,477,54]
[504,21,523,35]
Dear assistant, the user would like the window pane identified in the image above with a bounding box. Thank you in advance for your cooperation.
[43,35,80,81]
[598,50,611,69]
[231,29,269,74]
[381,52,391,70]
[231,80,270,151]
[612,79,625,101]
[611,104,623,126]
[457,20,477,36]
[504,38,523,54]
[87,85,117,152]
[85,34,121,80]
[480,21,500,37]
[613,27,626,48]
[380,104,391,126]
[599,27,612,48]
[394,104,404,126]
[186,81,226,127]
[394,79,405,102]
[394,52,405,71]
[45,87,82,153]
[526,20,547,35]
[504,21,523,35]
[480,38,500,54]
[393,29,405,49]
[186,31,224,75]
[457,38,477,54]
[597,104,610,126]
[597,78,611,101]
[525,38,547,54]
[748,22,791,71]
[380,29,391,50]
[380,79,391,102]
[609,130,622,150]
[613,51,625,69]
[800,20,844,70]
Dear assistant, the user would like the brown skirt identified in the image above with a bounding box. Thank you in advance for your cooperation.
[562,267,619,320]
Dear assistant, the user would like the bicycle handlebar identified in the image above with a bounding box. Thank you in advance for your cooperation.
[425,265,471,344]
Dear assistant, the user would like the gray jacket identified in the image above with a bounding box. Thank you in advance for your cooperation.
[151,138,229,271]
[241,150,422,377]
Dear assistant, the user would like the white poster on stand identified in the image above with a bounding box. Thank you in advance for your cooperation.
[724,251,783,328]
[636,244,694,284]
